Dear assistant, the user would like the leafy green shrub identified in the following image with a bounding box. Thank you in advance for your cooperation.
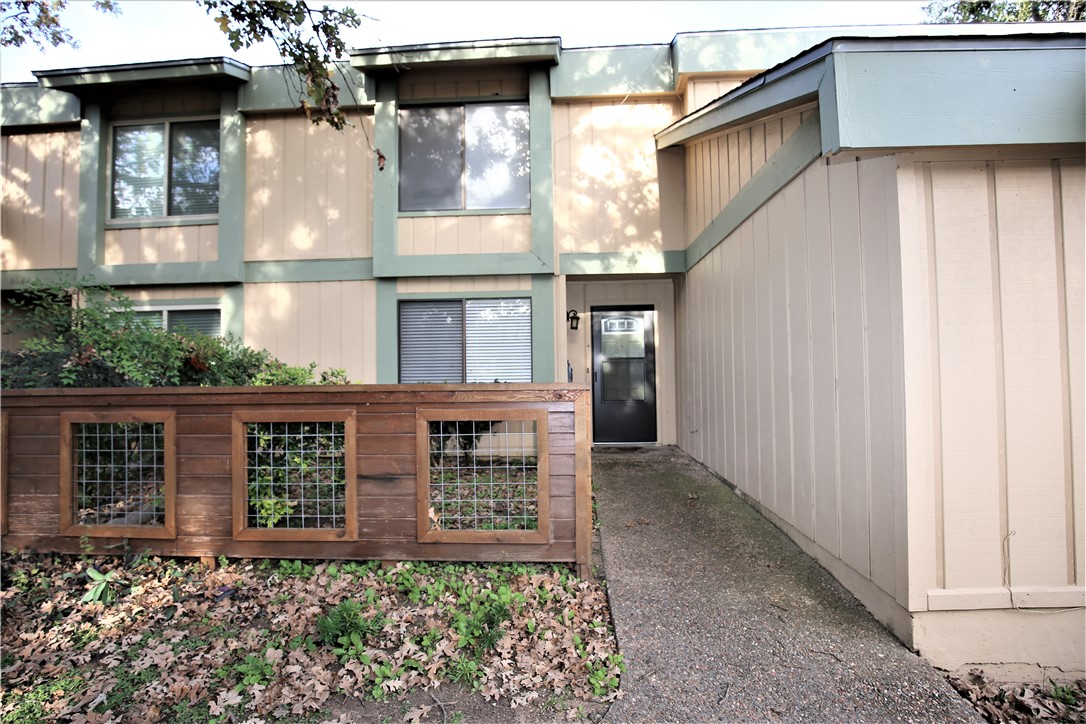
[1,280,346,389]
[316,599,387,647]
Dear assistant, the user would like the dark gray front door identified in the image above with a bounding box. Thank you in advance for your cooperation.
[591,306,657,444]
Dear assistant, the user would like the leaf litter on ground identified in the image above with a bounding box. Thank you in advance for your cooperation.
[1,551,624,723]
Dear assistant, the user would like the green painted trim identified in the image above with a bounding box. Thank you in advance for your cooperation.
[218,90,245,282]
[818,54,842,156]
[560,250,687,275]
[83,261,243,286]
[398,208,530,219]
[0,86,80,127]
[375,279,398,383]
[76,104,104,276]
[379,253,550,278]
[686,111,822,270]
[104,216,218,230]
[549,45,674,98]
[130,297,222,308]
[245,258,374,283]
[351,38,560,69]
[0,268,77,289]
[381,279,555,383]
[36,58,250,89]
[222,285,244,339]
[528,68,555,275]
[656,59,825,149]
[832,47,1086,149]
[239,63,373,112]
[672,29,839,76]
[372,79,398,278]
[530,275,555,383]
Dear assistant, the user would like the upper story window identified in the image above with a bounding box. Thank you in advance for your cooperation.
[110,119,220,219]
[399,104,530,212]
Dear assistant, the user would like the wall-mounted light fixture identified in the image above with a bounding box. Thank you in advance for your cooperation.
[566,309,581,331]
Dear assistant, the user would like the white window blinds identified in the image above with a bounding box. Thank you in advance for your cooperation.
[399,298,531,383]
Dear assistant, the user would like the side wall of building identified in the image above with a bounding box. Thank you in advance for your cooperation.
[897,148,1085,674]
[675,153,910,634]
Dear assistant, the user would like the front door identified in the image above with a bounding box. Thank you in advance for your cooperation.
[591,306,657,444]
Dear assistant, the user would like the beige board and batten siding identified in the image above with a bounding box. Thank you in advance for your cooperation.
[684,106,812,245]
[398,67,528,101]
[103,225,218,265]
[683,75,748,115]
[676,153,908,615]
[897,150,1085,609]
[396,276,532,294]
[553,99,682,257]
[245,114,373,261]
[1,131,80,271]
[397,215,531,255]
[565,278,678,446]
[244,281,376,384]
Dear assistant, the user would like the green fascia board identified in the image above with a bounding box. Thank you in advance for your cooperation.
[831,46,1086,150]
[240,63,374,112]
[83,261,244,286]
[0,268,77,289]
[35,57,251,88]
[373,276,556,383]
[656,57,826,149]
[686,111,822,270]
[376,252,551,278]
[560,251,687,275]
[672,28,844,76]
[549,45,673,98]
[351,38,561,70]
[245,258,374,283]
[0,85,80,127]
[528,68,555,273]
[217,90,245,282]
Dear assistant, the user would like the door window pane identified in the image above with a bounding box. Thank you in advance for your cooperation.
[601,316,647,401]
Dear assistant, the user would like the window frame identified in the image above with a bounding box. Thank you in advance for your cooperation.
[397,297,533,384]
[106,115,221,224]
[59,410,177,539]
[231,410,358,542]
[415,407,549,545]
[133,304,223,337]
[397,101,531,213]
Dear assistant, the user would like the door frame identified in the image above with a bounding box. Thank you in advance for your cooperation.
[590,304,658,444]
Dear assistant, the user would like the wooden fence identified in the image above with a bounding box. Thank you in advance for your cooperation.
[0,384,593,576]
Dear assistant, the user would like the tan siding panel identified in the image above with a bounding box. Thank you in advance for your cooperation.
[829,158,871,579]
[1061,160,1086,586]
[2,131,80,271]
[995,161,1069,585]
[244,281,376,383]
[246,115,372,261]
[929,161,1003,590]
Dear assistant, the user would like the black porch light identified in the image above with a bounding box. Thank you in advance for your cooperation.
[566,309,581,331]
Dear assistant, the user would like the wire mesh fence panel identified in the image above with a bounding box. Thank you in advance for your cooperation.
[243,421,347,530]
[71,422,166,527]
[426,419,540,531]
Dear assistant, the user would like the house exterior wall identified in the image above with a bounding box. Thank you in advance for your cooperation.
[103,225,219,265]
[683,75,747,114]
[397,215,531,255]
[897,148,1085,673]
[553,99,682,257]
[684,107,813,245]
[245,114,373,261]
[243,280,377,383]
[676,153,908,615]
[1,130,80,271]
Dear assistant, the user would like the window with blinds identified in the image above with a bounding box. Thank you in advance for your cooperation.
[111,119,220,219]
[399,298,531,383]
[135,308,221,337]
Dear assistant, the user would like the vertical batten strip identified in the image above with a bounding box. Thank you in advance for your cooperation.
[986,162,1012,590]
[922,161,946,592]
[1051,160,1076,586]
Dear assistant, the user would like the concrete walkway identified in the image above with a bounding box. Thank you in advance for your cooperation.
[592,446,979,723]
